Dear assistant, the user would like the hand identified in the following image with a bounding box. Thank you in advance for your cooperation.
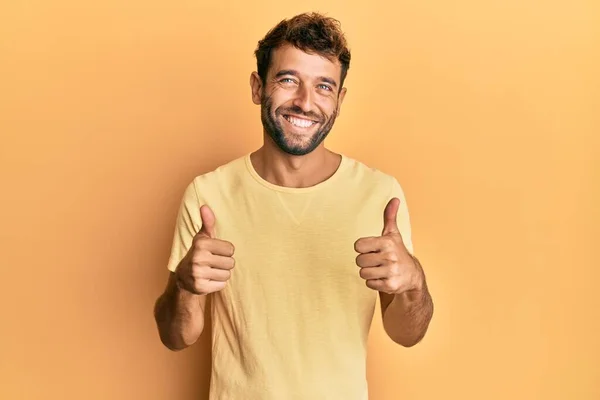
[176,205,236,295]
[354,198,423,295]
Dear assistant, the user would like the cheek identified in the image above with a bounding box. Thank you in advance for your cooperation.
[270,93,294,112]
[270,84,295,98]
[317,97,338,115]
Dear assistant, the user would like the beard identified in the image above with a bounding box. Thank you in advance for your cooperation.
[260,92,338,156]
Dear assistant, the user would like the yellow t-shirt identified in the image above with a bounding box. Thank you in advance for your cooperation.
[166,152,413,400]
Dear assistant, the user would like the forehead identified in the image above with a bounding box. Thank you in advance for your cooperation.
[268,44,341,82]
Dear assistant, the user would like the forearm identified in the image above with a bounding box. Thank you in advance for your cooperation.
[154,276,205,351]
[380,287,433,346]
[380,257,434,347]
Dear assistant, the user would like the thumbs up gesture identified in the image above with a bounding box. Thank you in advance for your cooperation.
[175,205,236,295]
[354,198,423,295]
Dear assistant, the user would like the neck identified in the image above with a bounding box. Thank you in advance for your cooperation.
[250,135,341,189]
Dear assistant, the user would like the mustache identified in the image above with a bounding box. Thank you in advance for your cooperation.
[277,105,323,122]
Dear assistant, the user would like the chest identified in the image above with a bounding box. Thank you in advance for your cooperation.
[215,196,385,301]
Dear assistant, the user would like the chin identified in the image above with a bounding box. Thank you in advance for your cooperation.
[280,146,315,156]
[280,135,326,156]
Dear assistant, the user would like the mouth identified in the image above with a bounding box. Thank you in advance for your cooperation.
[282,114,319,130]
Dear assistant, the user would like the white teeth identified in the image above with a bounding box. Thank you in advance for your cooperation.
[285,116,315,128]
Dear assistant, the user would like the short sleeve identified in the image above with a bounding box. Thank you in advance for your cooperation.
[166,179,202,272]
[388,176,414,255]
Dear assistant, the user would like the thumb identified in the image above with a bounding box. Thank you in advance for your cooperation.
[198,204,216,238]
[382,197,400,236]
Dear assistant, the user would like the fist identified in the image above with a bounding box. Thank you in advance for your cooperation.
[176,204,235,295]
[354,197,422,294]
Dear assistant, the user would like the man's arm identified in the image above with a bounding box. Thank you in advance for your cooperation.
[154,202,234,351]
[379,254,434,347]
[153,270,207,351]
[355,192,434,347]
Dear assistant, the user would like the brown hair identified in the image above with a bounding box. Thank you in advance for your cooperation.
[254,12,351,90]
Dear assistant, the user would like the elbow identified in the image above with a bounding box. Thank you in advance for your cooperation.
[153,300,200,352]
[385,312,434,348]
[386,329,426,348]
[156,322,201,352]
[159,333,192,352]
[156,322,203,352]
[395,334,425,348]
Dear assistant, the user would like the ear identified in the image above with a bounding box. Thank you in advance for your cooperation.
[336,86,347,116]
[250,72,263,105]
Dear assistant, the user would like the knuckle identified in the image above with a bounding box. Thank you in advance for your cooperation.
[387,252,399,263]
[190,256,202,267]
[193,282,204,294]
[192,249,210,264]
[192,265,207,279]
[194,236,209,249]
[188,266,199,280]
[193,278,208,292]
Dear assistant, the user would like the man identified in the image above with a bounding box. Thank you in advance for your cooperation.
[154,12,434,400]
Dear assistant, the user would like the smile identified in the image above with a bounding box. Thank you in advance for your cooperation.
[283,115,318,129]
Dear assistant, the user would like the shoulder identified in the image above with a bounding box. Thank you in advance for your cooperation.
[340,154,402,193]
[188,154,247,189]
[175,154,247,205]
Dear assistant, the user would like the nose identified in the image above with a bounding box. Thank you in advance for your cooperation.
[292,83,313,113]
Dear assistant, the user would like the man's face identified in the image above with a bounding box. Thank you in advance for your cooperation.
[251,44,347,156]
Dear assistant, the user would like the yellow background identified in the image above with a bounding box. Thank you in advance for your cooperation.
[1,0,598,399]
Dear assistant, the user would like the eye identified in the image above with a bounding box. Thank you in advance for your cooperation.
[280,78,296,84]
[318,84,333,91]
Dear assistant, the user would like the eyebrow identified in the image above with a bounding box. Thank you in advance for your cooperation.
[274,69,338,88]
